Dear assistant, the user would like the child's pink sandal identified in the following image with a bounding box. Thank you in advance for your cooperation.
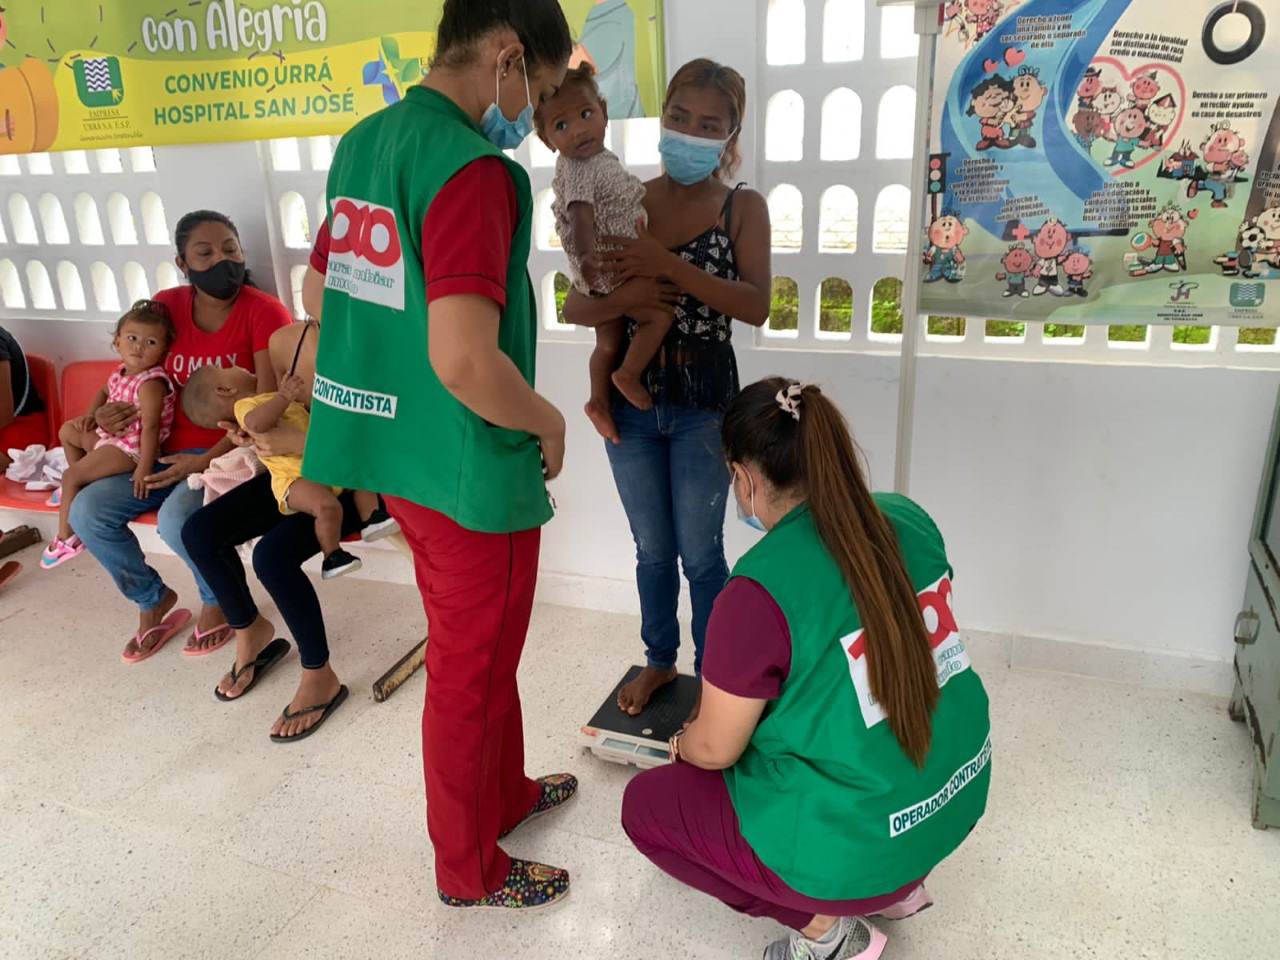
[39,535,84,570]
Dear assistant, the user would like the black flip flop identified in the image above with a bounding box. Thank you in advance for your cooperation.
[269,685,349,743]
[214,638,291,702]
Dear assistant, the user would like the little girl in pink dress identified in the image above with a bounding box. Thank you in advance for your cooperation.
[42,300,177,569]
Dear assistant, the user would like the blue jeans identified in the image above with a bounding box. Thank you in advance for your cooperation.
[68,448,216,612]
[605,401,730,674]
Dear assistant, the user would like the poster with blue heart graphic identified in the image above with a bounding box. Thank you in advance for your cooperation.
[920,0,1280,327]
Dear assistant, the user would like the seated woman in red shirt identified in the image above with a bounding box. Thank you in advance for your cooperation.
[68,210,291,662]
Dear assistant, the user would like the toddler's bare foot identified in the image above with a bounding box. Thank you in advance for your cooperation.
[617,666,678,716]
[612,369,654,411]
[584,399,620,445]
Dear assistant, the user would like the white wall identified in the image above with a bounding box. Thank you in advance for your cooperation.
[533,338,1277,669]
[3,0,1273,688]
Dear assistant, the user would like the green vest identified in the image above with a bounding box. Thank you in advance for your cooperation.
[303,86,552,534]
[725,495,991,900]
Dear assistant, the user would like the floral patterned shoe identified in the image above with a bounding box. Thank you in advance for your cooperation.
[438,858,570,911]
[500,773,579,839]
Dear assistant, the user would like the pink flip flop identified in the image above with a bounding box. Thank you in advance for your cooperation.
[183,623,233,658]
[122,608,194,665]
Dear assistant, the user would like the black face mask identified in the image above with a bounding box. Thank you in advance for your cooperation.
[187,259,246,301]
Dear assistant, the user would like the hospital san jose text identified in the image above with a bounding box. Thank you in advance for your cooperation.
[153,91,355,126]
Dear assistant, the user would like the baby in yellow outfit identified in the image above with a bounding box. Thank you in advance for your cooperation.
[182,365,361,580]
[232,390,339,513]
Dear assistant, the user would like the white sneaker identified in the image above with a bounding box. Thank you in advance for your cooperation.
[762,917,887,960]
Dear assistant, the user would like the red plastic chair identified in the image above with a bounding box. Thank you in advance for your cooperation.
[59,360,118,427]
[26,354,60,447]
[0,354,63,510]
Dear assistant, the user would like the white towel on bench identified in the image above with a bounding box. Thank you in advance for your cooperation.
[5,445,68,491]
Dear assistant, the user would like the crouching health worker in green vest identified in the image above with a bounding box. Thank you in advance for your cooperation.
[303,0,582,911]
[622,378,992,960]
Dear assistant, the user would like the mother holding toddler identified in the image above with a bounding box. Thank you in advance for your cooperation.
[69,211,291,661]
[562,58,772,717]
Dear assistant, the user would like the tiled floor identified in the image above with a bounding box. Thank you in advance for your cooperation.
[1,550,1277,959]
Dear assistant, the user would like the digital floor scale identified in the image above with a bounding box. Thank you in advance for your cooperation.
[580,666,700,769]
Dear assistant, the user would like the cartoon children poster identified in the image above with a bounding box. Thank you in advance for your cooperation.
[920,0,1280,327]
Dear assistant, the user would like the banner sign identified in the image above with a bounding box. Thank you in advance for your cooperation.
[920,0,1280,325]
[0,1,665,154]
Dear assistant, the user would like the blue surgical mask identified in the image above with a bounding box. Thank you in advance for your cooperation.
[734,468,767,533]
[480,56,534,150]
[659,128,730,185]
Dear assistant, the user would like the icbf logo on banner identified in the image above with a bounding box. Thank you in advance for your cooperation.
[325,197,405,311]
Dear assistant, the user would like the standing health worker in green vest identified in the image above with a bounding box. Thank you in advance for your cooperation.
[304,0,581,911]
[622,378,992,960]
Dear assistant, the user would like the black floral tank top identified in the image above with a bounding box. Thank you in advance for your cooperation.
[621,184,745,413]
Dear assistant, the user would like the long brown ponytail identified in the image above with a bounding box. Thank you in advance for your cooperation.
[722,378,940,767]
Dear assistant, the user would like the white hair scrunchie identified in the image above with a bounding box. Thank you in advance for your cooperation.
[776,382,803,421]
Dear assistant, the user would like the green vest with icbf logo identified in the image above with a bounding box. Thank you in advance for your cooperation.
[724,495,991,900]
[303,86,552,534]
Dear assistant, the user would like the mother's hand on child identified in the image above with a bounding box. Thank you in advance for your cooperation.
[220,420,306,459]
[602,220,674,281]
[94,401,138,438]
[144,452,207,492]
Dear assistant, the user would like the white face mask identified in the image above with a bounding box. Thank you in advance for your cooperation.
[734,466,767,533]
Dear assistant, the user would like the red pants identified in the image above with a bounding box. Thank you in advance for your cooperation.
[386,497,542,899]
